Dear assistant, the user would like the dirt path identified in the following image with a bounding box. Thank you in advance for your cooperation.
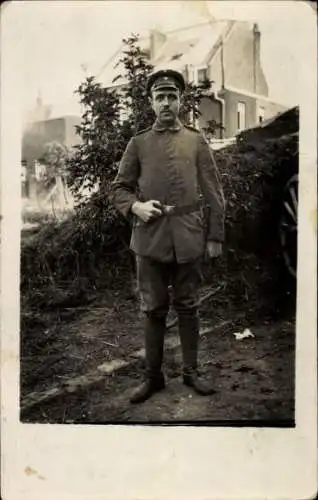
[21,304,295,425]
[20,285,225,397]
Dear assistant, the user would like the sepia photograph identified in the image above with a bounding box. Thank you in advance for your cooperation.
[1,1,317,499]
[17,0,303,427]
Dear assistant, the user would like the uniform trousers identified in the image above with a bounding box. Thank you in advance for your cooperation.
[136,255,202,378]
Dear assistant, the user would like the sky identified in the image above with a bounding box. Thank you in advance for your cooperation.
[3,0,317,119]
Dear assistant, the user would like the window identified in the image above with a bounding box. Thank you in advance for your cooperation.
[197,67,208,83]
[237,101,246,132]
[192,66,208,84]
[258,106,265,123]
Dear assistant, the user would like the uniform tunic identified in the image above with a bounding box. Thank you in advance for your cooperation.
[111,119,225,263]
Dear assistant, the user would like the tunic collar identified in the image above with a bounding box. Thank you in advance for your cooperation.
[152,118,183,133]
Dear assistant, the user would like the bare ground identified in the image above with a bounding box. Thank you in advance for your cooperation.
[20,287,295,425]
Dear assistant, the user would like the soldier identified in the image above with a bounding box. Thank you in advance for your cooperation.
[111,69,225,404]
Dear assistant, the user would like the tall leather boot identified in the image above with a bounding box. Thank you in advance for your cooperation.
[130,315,166,404]
[178,313,215,396]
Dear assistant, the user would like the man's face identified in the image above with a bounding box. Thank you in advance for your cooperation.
[150,88,181,124]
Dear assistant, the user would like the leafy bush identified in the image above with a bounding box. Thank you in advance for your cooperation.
[216,132,298,255]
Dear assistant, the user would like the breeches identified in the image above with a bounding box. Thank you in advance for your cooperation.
[136,255,202,318]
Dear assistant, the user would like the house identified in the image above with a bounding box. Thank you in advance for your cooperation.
[97,20,287,139]
[22,113,81,217]
[23,93,52,126]
[22,114,81,167]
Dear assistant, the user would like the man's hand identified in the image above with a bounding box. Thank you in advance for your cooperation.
[131,200,162,223]
[205,241,222,259]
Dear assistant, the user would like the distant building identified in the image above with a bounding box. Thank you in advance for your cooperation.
[22,115,81,167]
[24,92,52,125]
[22,114,81,218]
[98,21,287,138]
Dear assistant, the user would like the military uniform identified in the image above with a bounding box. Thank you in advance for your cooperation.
[111,69,225,403]
[113,120,225,261]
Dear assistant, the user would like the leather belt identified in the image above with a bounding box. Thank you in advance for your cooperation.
[161,199,207,216]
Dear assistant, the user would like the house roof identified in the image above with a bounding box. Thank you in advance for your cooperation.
[153,21,230,68]
[97,20,232,87]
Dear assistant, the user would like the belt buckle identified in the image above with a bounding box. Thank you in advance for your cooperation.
[164,205,176,215]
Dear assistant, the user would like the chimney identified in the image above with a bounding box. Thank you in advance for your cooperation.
[253,23,261,93]
[149,29,167,60]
